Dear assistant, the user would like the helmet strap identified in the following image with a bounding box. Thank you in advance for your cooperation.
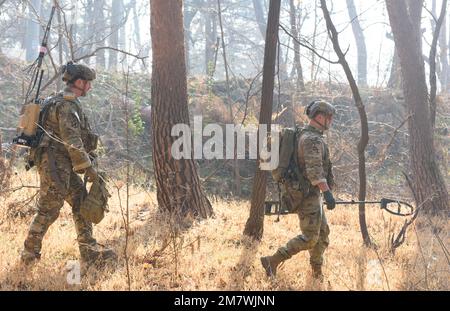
[312,115,329,131]
[70,79,87,97]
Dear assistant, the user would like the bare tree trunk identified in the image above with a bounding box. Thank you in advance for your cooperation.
[109,0,122,70]
[244,0,281,240]
[346,0,367,87]
[25,0,42,62]
[204,0,217,75]
[217,0,241,196]
[289,0,305,91]
[386,0,449,214]
[94,0,106,68]
[132,0,141,48]
[321,0,372,246]
[439,14,448,92]
[151,0,213,220]
[183,1,199,75]
[387,47,402,89]
[429,0,447,130]
[253,0,267,39]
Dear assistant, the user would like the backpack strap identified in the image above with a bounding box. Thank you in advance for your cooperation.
[290,126,311,195]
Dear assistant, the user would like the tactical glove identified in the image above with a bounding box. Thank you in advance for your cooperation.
[85,166,99,182]
[323,190,336,210]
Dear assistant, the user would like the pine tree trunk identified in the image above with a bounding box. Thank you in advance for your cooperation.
[244,0,281,240]
[151,0,213,220]
[386,0,449,214]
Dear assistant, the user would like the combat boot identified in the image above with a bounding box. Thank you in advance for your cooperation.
[20,249,41,266]
[80,243,118,268]
[311,265,324,282]
[260,251,285,277]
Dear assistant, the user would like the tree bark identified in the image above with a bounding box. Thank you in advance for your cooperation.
[346,0,367,87]
[386,0,449,214]
[243,0,281,240]
[321,0,372,246]
[151,0,213,220]
[289,0,305,92]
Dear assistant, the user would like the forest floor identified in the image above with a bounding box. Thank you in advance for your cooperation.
[0,170,448,291]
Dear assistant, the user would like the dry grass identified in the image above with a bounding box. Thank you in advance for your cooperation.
[0,170,448,291]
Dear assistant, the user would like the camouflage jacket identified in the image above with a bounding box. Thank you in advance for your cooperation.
[36,88,98,172]
[297,125,334,189]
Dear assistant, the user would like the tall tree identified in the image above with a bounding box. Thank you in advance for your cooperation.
[289,0,305,91]
[244,0,281,240]
[439,14,448,91]
[386,0,449,214]
[346,0,367,87]
[253,0,267,39]
[109,0,123,70]
[25,0,41,62]
[150,0,213,219]
[93,0,106,68]
[204,0,217,75]
[321,0,372,246]
[183,0,200,74]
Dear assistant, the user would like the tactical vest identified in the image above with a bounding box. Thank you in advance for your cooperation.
[27,93,98,169]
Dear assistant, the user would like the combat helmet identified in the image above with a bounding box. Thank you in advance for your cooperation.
[61,61,96,83]
[305,100,336,119]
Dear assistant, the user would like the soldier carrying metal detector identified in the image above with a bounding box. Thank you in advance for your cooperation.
[261,100,414,281]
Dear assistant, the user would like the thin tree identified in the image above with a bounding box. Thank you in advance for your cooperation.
[150,0,213,219]
[429,0,448,130]
[253,0,267,40]
[244,0,281,240]
[346,0,367,87]
[320,0,372,246]
[289,0,305,92]
[386,0,449,214]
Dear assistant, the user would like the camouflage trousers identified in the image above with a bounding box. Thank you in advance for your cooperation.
[23,148,97,259]
[277,188,330,268]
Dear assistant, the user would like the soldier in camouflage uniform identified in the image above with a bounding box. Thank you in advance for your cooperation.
[261,100,336,281]
[21,61,117,268]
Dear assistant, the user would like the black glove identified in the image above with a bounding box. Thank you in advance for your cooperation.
[323,191,336,210]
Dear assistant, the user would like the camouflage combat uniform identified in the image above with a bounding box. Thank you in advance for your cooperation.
[277,125,333,270]
[21,88,112,265]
